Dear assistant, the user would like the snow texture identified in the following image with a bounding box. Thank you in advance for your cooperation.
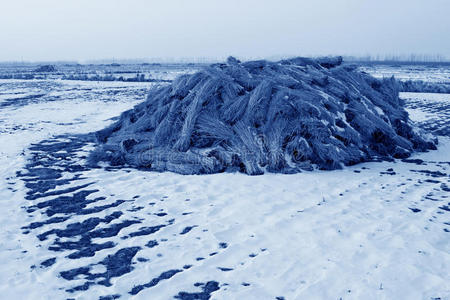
[90,57,437,175]
[1,73,449,299]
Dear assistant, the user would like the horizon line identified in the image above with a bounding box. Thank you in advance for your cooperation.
[0,54,449,65]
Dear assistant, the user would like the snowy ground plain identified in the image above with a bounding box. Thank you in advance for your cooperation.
[0,65,449,299]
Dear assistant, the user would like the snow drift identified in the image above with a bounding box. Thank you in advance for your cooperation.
[89,56,437,175]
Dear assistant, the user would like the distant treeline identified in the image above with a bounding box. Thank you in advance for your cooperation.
[345,54,449,65]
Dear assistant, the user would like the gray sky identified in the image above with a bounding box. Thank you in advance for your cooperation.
[1,0,449,62]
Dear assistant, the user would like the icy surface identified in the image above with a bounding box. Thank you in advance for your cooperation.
[0,68,449,299]
[402,92,450,136]
[91,57,435,175]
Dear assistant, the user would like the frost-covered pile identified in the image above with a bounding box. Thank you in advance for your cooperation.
[90,56,437,175]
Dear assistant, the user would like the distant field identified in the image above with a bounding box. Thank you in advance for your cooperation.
[0,62,202,82]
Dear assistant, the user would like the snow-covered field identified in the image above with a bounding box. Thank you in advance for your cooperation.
[0,63,201,82]
[0,70,449,299]
[360,64,450,83]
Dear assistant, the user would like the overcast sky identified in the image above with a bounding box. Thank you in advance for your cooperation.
[1,0,449,62]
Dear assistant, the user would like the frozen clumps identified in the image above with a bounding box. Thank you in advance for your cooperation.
[90,56,437,175]
[34,65,57,72]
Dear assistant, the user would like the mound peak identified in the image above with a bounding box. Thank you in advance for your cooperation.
[90,56,436,175]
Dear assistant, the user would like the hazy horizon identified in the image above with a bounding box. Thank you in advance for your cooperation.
[1,0,449,62]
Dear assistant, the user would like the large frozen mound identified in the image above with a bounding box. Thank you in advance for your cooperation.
[90,56,437,175]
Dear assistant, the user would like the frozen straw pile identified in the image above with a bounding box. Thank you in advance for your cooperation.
[90,56,437,175]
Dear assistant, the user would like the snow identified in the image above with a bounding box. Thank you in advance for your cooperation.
[361,65,450,93]
[361,64,450,84]
[0,70,449,299]
[402,92,450,136]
